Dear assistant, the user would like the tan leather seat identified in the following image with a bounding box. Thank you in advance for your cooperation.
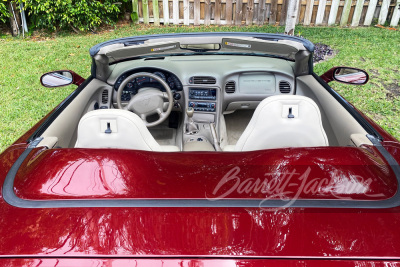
[223,95,329,151]
[75,109,179,151]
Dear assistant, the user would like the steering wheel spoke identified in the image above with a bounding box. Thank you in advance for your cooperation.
[116,72,174,127]
[155,107,163,115]
[161,92,169,99]
[140,113,148,123]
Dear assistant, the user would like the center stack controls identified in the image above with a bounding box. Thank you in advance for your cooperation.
[188,88,217,112]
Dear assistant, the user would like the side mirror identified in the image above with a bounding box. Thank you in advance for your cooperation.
[40,70,85,87]
[320,67,369,85]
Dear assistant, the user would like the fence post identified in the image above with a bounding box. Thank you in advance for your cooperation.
[163,0,169,24]
[351,0,364,26]
[328,0,340,25]
[340,0,352,25]
[184,0,189,25]
[378,0,391,25]
[268,0,277,24]
[194,0,200,25]
[226,0,233,25]
[303,0,314,25]
[153,0,160,25]
[390,0,400,26]
[258,0,267,25]
[315,0,327,25]
[142,0,150,24]
[246,0,254,25]
[173,0,179,24]
[215,0,221,24]
[363,0,378,25]
[204,0,211,25]
[279,0,289,25]
[235,0,243,25]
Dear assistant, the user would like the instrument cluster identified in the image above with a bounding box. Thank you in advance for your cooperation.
[114,70,183,102]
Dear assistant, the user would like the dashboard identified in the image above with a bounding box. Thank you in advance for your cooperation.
[108,56,295,111]
[114,68,183,102]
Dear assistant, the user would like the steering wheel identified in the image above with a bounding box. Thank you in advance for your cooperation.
[117,72,173,127]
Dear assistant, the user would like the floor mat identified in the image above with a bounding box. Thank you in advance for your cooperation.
[149,128,176,146]
[224,110,254,145]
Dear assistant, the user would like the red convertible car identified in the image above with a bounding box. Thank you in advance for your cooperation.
[1,32,400,266]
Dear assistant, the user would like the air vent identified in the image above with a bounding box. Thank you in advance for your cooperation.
[190,76,216,84]
[144,57,165,61]
[279,81,291,93]
[225,81,236,93]
[101,89,109,104]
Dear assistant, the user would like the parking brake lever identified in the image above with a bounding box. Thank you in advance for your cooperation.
[210,123,222,151]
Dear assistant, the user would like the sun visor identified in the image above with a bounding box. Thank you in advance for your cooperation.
[101,41,181,63]
[221,37,303,58]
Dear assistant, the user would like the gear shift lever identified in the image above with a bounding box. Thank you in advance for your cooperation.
[186,107,198,134]
[187,107,194,119]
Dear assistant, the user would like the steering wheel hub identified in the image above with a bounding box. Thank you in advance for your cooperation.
[117,72,173,127]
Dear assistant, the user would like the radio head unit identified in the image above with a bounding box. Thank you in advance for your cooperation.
[189,88,216,100]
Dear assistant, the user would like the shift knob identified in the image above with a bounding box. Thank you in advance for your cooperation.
[186,107,194,118]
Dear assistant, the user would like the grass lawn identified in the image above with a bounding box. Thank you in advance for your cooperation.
[0,25,399,152]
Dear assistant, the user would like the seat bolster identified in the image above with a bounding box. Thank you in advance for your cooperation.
[160,145,180,152]
[222,145,236,151]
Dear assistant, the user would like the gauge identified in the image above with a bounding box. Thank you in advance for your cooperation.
[173,76,183,90]
[167,76,175,89]
[126,81,135,89]
[114,74,127,90]
[152,71,166,82]
[136,76,150,86]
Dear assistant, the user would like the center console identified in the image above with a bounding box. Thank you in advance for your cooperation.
[183,87,220,151]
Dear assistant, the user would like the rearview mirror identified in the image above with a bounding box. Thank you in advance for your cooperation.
[320,67,369,85]
[40,70,85,87]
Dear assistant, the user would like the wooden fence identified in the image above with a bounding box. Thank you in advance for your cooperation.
[134,0,400,27]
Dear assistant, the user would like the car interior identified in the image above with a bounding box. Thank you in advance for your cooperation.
[37,39,373,152]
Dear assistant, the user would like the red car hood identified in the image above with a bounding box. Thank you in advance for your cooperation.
[1,145,400,259]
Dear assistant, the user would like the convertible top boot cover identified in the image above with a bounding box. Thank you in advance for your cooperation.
[75,109,179,151]
[234,95,329,151]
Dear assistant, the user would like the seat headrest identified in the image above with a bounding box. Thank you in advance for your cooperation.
[75,109,162,151]
[235,95,329,151]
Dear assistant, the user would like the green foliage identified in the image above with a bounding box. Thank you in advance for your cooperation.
[0,1,9,24]
[23,0,127,31]
[130,12,138,23]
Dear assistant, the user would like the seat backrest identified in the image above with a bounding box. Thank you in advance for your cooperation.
[75,109,162,151]
[235,95,329,151]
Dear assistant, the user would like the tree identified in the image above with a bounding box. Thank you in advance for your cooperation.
[8,1,21,36]
[284,0,300,36]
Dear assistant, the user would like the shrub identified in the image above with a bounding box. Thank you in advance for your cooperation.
[23,0,127,31]
[0,1,9,23]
